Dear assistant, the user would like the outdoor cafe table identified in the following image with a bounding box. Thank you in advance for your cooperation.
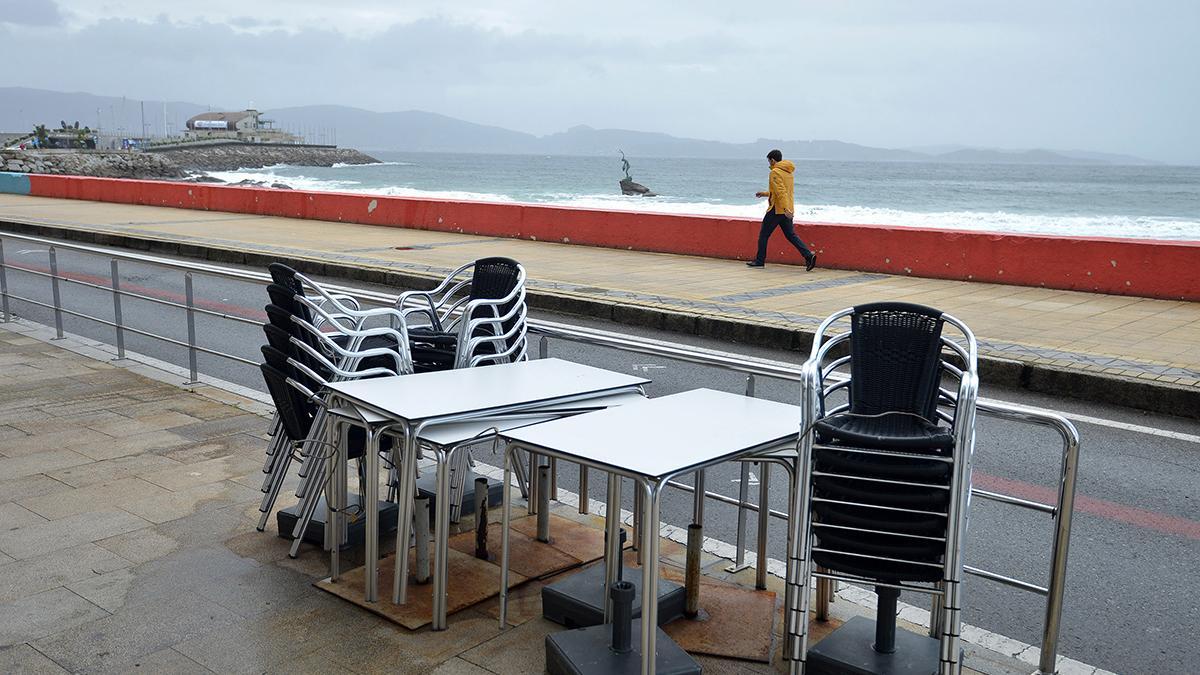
[497,388,805,675]
[320,358,650,606]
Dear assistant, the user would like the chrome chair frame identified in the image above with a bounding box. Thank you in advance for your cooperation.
[787,306,978,675]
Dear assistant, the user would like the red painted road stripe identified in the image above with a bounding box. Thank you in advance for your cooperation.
[6,260,267,322]
[974,472,1200,541]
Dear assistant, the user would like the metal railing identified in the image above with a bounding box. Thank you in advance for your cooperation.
[0,229,1079,675]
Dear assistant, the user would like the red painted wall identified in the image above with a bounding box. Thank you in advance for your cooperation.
[22,173,1200,301]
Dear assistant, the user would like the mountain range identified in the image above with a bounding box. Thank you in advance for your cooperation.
[0,87,1157,165]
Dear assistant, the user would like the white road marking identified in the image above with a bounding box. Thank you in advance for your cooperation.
[731,470,760,486]
[985,398,1200,444]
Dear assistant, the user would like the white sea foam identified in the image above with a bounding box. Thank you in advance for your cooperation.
[331,161,414,168]
[205,170,1200,240]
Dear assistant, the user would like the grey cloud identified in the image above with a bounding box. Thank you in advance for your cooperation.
[0,0,63,26]
[1,5,1197,163]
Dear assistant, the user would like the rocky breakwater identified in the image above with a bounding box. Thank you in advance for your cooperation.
[1,149,185,179]
[152,144,379,171]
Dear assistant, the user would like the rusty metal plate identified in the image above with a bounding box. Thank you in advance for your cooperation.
[316,547,528,630]
[664,580,778,663]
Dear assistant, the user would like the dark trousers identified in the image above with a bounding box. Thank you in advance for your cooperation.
[753,211,812,264]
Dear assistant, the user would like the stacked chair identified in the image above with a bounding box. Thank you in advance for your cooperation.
[791,302,978,675]
[256,258,532,555]
[394,257,531,522]
[255,263,415,557]
[398,256,529,372]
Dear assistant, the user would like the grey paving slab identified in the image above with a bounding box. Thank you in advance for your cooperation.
[430,658,497,675]
[137,453,265,492]
[94,528,181,565]
[0,502,48,529]
[166,414,269,442]
[17,477,172,520]
[0,475,70,505]
[118,480,260,525]
[94,647,214,675]
[459,616,560,675]
[172,594,377,675]
[0,587,109,648]
[31,593,242,674]
[71,429,193,461]
[3,428,115,459]
[0,543,132,604]
[83,410,202,438]
[0,509,149,560]
[0,449,92,480]
[65,568,136,613]
[121,547,262,606]
[46,452,181,488]
[159,432,266,465]
[0,643,70,674]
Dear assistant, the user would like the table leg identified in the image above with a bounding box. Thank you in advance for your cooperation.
[432,449,452,630]
[392,428,416,604]
[364,427,380,602]
[498,447,514,629]
[639,479,662,675]
[603,472,622,623]
[329,417,342,581]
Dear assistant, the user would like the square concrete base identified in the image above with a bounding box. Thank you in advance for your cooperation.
[414,470,505,521]
[276,494,397,548]
[542,563,686,629]
[808,616,943,675]
[545,619,701,675]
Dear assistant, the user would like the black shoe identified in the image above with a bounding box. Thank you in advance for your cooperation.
[746,261,764,268]
[805,254,817,272]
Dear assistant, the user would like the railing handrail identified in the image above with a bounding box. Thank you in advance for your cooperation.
[0,227,1079,675]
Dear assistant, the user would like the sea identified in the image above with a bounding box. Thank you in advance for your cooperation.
[205,152,1200,241]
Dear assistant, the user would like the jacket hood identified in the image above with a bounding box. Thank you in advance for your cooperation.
[773,160,795,173]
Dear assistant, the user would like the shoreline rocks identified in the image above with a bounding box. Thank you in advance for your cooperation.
[2,150,184,179]
[150,145,379,171]
[1,144,379,181]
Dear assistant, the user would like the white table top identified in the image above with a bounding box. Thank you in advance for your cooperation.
[500,388,803,479]
[323,358,649,423]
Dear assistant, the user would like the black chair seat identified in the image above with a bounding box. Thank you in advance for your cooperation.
[814,526,945,561]
[814,475,950,511]
[812,551,943,583]
[813,502,947,538]
[815,447,951,483]
[815,412,954,452]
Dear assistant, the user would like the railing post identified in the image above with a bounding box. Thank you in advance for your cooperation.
[184,272,199,384]
[110,259,125,359]
[538,335,548,359]
[727,374,755,572]
[1038,421,1081,675]
[0,239,10,322]
[48,246,63,339]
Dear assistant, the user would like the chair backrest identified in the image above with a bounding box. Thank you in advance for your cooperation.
[848,302,945,421]
[465,257,525,359]
[259,360,313,442]
[269,263,303,294]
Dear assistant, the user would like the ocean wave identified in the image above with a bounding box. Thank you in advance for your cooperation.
[331,161,414,168]
[203,170,1200,240]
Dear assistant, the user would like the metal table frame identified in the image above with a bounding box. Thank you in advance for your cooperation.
[320,359,649,619]
[496,391,807,675]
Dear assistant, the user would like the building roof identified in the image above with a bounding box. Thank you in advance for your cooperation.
[185,110,258,128]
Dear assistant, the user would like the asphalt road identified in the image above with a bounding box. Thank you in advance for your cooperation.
[2,236,1198,674]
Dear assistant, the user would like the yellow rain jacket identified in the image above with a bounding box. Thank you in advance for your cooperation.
[767,160,795,215]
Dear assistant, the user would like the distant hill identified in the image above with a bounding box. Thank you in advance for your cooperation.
[0,87,1160,165]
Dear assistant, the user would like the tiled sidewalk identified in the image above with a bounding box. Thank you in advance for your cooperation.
[2,193,1198,401]
[0,321,1107,674]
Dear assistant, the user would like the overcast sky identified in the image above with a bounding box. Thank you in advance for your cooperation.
[2,0,1197,163]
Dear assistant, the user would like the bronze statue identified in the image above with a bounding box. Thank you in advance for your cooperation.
[617,150,656,197]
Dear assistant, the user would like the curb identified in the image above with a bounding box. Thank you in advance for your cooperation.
[3,217,1198,420]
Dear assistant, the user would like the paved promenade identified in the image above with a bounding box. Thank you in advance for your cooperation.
[2,193,1198,415]
[3,319,1108,674]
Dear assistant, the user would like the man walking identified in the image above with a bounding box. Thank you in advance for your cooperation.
[747,149,817,271]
